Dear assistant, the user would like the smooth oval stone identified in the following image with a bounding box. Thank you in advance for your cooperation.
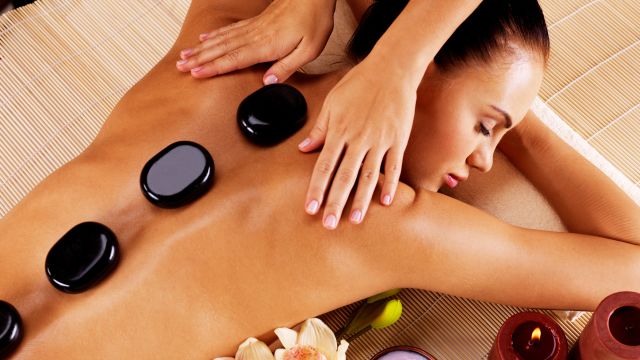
[0,300,22,358]
[45,222,120,293]
[237,83,307,146]
[140,141,215,208]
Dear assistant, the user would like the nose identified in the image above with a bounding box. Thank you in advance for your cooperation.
[467,143,494,173]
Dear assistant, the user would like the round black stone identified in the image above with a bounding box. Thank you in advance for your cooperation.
[45,222,120,294]
[140,141,215,208]
[0,300,22,358]
[237,83,307,146]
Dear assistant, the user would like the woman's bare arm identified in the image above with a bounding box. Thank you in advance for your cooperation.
[499,110,640,245]
[386,111,640,311]
[392,189,640,311]
[362,0,482,87]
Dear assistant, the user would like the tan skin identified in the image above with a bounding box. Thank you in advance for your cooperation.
[1,0,639,358]
[178,0,483,229]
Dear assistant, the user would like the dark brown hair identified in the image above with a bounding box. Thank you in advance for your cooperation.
[348,0,550,72]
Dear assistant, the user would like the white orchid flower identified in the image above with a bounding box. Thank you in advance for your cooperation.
[274,318,349,360]
[216,337,275,360]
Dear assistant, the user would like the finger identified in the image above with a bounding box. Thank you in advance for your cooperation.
[198,23,253,53]
[199,19,251,41]
[180,23,250,65]
[189,44,271,78]
[182,35,252,71]
[298,102,330,153]
[349,149,384,224]
[263,43,314,85]
[180,31,237,60]
[304,136,345,217]
[177,33,248,72]
[322,146,368,230]
[177,44,243,73]
[381,146,404,206]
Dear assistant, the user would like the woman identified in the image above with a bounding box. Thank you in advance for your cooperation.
[177,0,484,229]
[0,0,638,358]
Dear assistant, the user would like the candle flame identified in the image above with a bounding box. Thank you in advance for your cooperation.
[531,327,542,343]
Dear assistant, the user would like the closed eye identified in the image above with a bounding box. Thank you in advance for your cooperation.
[479,123,491,137]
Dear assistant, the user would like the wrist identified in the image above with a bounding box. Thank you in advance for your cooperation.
[362,0,482,89]
[362,48,426,90]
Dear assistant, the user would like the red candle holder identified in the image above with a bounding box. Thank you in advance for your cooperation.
[489,311,568,360]
[570,291,640,360]
[370,345,437,360]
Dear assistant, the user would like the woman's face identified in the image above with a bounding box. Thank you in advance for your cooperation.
[402,50,545,191]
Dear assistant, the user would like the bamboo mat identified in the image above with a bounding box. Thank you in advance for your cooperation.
[0,0,637,359]
[540,0,640,186]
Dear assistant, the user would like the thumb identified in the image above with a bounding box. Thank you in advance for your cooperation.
[298,105,329,152]
[263,45,313,85]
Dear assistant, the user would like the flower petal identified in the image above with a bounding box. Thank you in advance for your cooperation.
[297,318,338,360]
[274,327,298,349]
[215,357,236,360]
[235,337,275,360]
[336,340,349,360]
[274,348,285,360]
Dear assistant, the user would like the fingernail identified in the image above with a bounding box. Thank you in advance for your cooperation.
[176,59,187,66]
[264,74,278,85]
[181,48,193,57]
[191,66,203,73]
[199,33,208,41]
[350,210,362,224]
[298,138,311,149]
[306,200,319,214]
[382,195,392,206]
[324,214,337,229]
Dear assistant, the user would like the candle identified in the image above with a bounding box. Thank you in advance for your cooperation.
[570,291,640,360]
[370,345,437,360]
[489,311,568,359]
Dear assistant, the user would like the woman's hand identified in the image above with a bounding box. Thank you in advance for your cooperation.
[300,57,417,229]
[176,0,336,84]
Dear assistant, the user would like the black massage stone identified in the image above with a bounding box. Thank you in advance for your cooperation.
[0,300,22,358]
[140,141,215,208]
[45,222,120,294]
[237,83,307,145]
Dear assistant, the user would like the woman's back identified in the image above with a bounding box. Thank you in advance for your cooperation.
[0,7,415,356]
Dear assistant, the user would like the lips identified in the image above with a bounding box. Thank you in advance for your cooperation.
[445,173,467,189]
[445,174,459,188]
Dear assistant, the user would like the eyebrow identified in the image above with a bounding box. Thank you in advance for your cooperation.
[490,105,513,129]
